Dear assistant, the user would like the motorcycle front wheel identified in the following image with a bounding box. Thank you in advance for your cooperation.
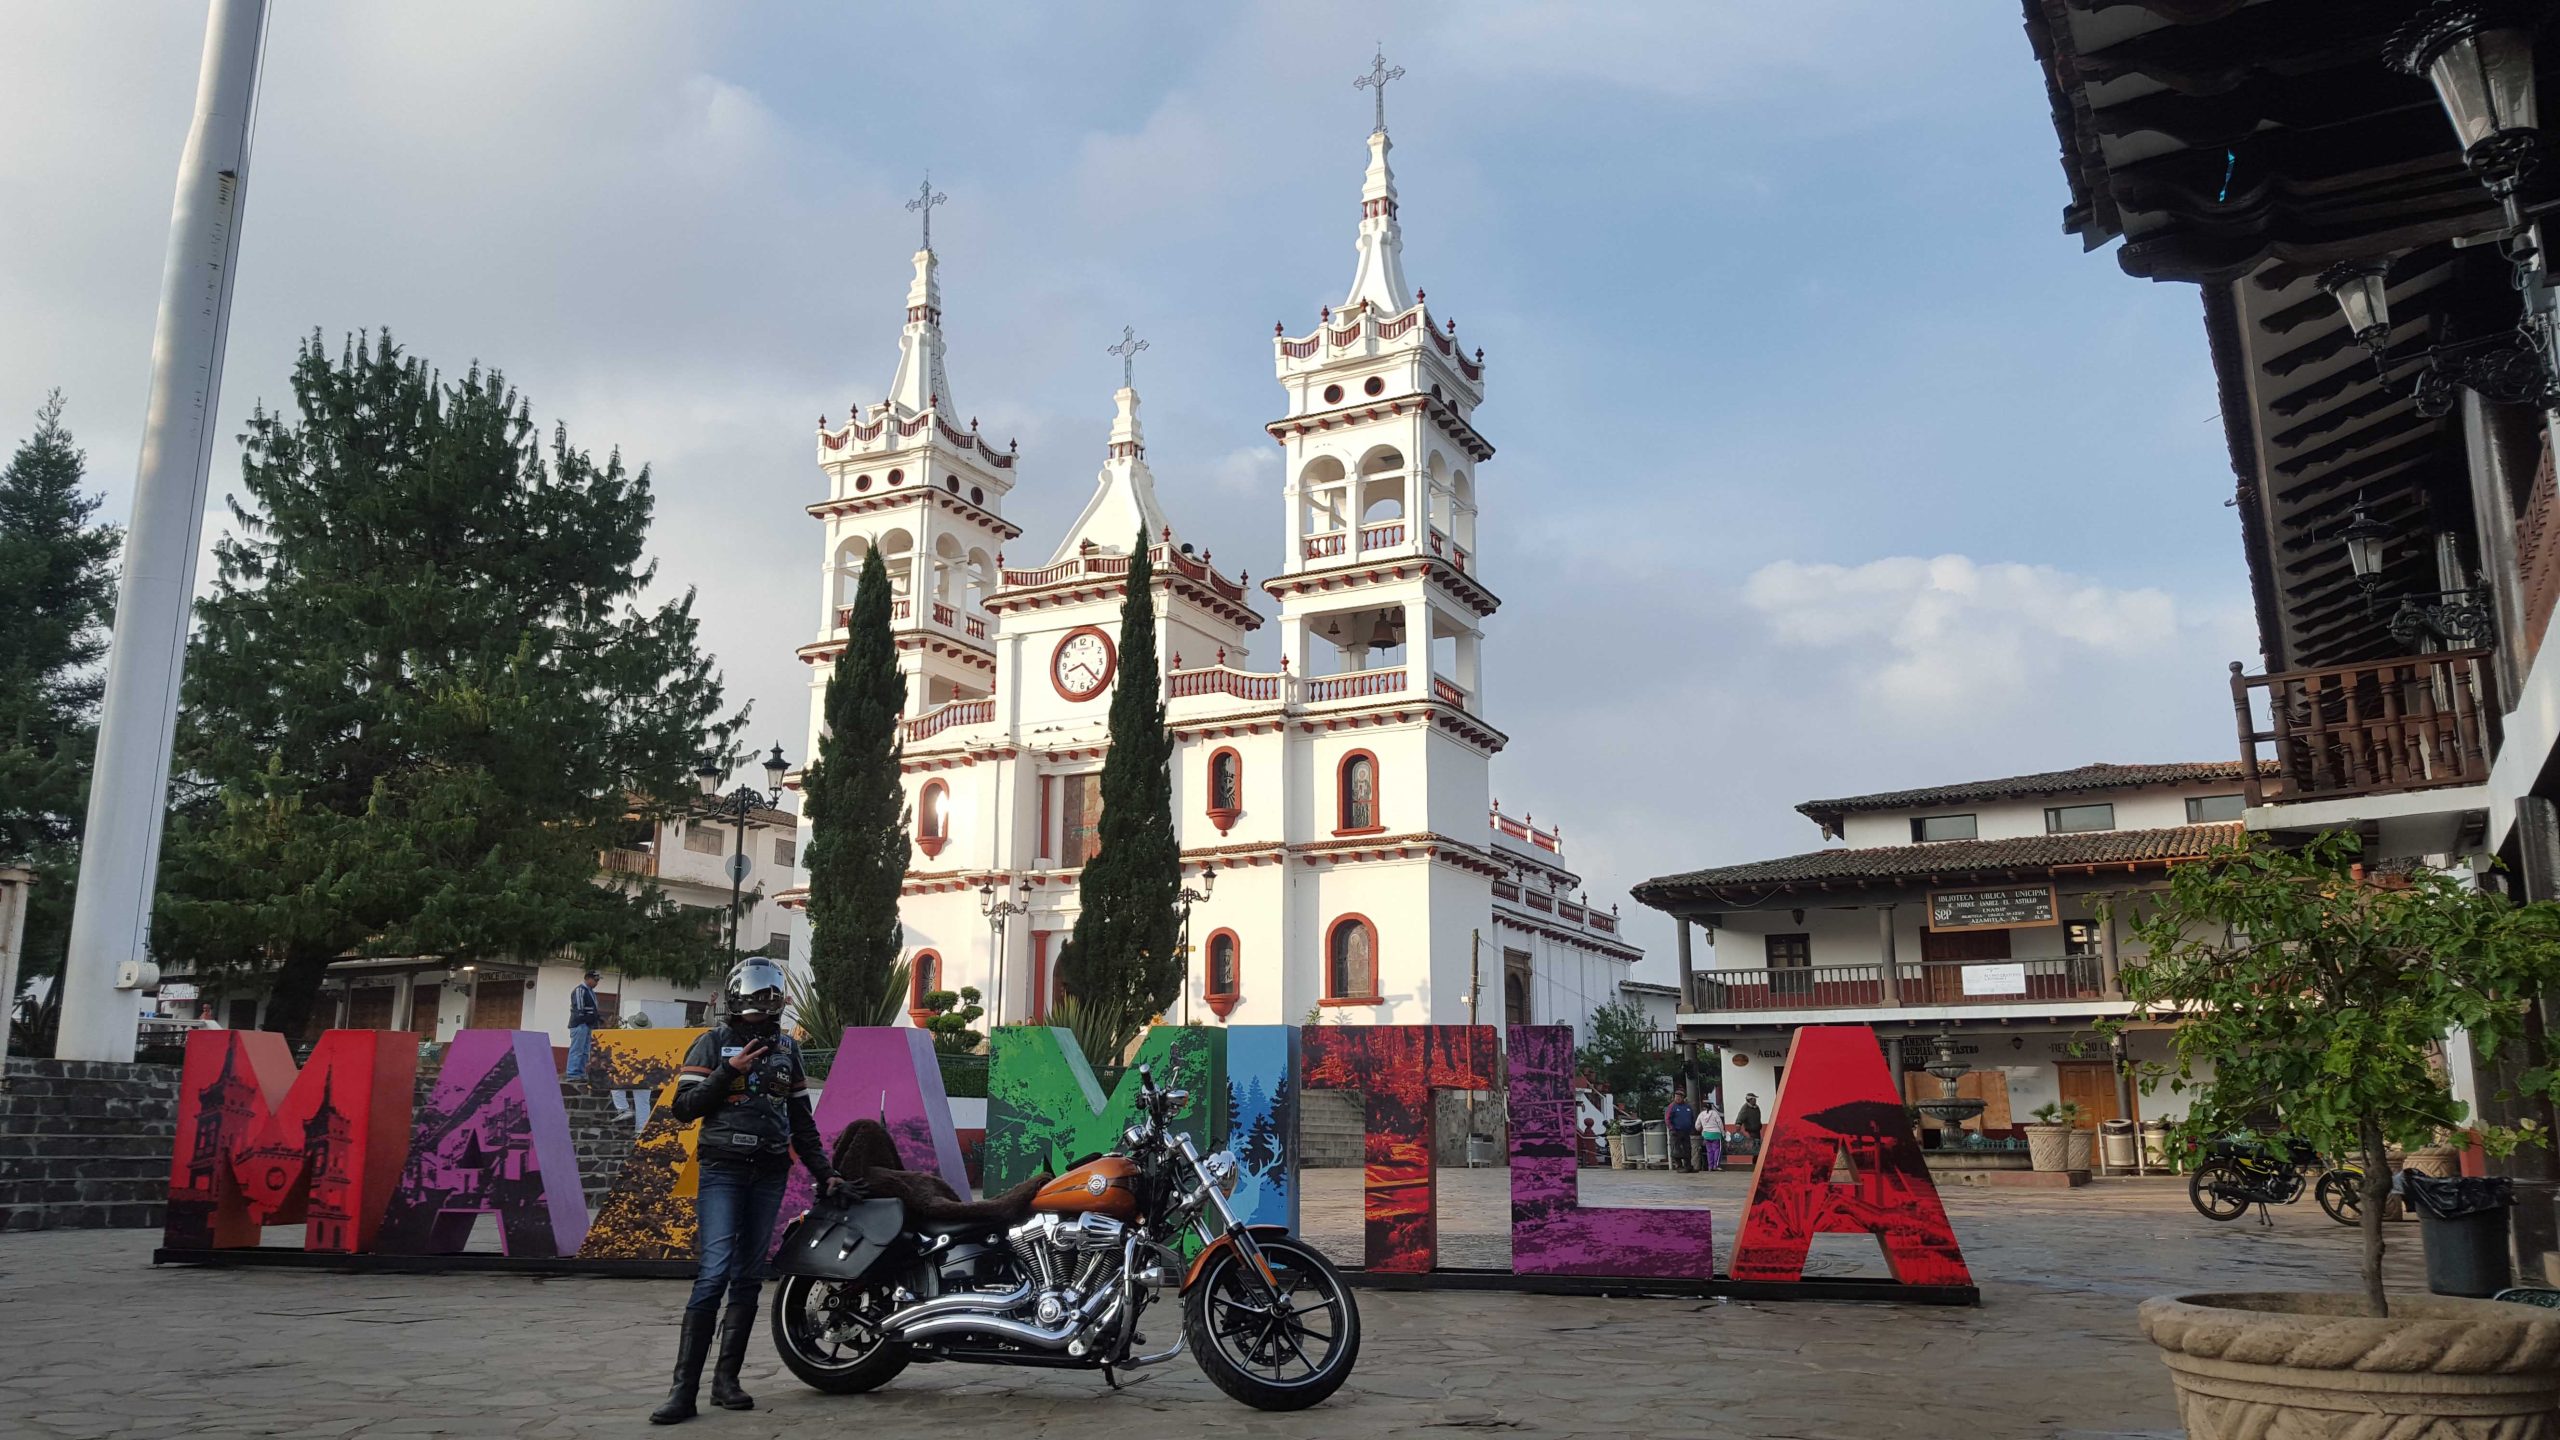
[2188,1161,2252,1221]
[1183,1235,1361,1411]
[770,1273,911,1394]
[2315,1168,2364,1226]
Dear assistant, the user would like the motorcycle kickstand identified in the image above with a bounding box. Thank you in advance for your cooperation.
[1102,1364,1121,1390]
[2256,1202,2273,1228]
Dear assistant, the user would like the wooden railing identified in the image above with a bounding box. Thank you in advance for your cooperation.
[2230,651,2497,806]
[1688,955,2105,1012]
[2522,438,2560,665]
[1491,879,1521,901]
[1432,676,1466,707]
[903,696,994,742]
[1360,520,1406,550]
[1305,531,1347,559]
[1302,667,1405,703]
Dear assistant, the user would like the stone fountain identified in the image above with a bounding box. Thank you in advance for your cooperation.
[1913,1030,1985,1145]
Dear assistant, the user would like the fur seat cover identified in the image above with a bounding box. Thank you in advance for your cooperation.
[829,1119,1050,1227]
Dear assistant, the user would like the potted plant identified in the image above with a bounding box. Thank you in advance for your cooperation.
[2109,834,2560,1435]
[2057,1100,2094,1172]
[2023,1102,2073,1173]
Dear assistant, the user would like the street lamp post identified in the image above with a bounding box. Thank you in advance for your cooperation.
[978,879,1029,1027]
[1176,867,1216,1024]
[693,745,792,962]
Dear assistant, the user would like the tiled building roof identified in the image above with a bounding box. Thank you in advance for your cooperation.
[1632,823,2241,907]
[1796,762,2263,834]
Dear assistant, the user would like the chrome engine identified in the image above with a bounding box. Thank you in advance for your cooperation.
[881,1212,1134,1354]
[1009,1213,1126,1327]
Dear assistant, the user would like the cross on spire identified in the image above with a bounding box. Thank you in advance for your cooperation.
[1354,46,1405,134]
[1108,325,1150,388]
[906,175,947,249]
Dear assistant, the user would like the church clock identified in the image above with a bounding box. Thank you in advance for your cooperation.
[1050,626,1116,701]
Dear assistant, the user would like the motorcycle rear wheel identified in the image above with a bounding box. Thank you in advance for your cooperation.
[1183,1236,1361,1411]
[770,1274,911,1394]
[2188,1161,2251,1222]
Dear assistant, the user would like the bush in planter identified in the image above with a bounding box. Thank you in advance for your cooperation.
[2109,832,2560,1317]
[2024,1102,2076,1172]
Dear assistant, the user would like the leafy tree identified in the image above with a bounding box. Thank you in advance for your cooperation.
[802,545,910,1032]
[0,392,120,988]
[155,332,739,1035]
[1055,533,1180,1058]
[1576,999,1670,1115]
[919,985,985,1054]
[2114,832,2560,1316]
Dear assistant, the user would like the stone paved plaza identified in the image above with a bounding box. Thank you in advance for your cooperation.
[0,1170,2428,1439]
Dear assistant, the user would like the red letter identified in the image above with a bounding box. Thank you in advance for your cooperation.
[1728,1026,1972,1287]
[166,1029,415,1253]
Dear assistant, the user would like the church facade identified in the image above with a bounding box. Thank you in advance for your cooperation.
[781,103,1637,1039]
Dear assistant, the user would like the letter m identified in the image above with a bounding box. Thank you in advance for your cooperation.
[164,1029,416,1253]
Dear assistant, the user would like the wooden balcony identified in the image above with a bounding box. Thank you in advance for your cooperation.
[2229,651,2496,807]
[1686,956,2108,1014]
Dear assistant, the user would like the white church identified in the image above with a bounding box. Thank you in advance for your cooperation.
[779,87,1639,1040]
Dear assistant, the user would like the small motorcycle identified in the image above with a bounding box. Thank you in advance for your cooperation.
[766,1065,1360,1411]
[2188,1134,2364,1227]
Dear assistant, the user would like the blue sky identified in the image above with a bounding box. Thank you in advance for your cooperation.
[0,3,2251,981]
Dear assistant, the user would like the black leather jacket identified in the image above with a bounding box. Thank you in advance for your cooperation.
[672,1023,834,1180]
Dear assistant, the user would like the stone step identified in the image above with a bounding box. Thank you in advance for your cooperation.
[0,1176,170,1206]
[0,1154,166,1180]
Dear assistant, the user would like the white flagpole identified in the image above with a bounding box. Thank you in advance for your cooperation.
[55,0,269,1061]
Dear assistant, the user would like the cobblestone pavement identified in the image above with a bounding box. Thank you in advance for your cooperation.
[0,1170,2429,1440]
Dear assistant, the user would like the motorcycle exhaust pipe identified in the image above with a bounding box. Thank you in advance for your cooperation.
[880,1281,1032,1335]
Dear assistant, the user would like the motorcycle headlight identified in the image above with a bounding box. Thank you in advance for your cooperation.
[1124,1120,1154,1150]
[1203,1148,1239,1196]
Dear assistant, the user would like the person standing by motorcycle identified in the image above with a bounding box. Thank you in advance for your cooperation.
[650,956,855,1425]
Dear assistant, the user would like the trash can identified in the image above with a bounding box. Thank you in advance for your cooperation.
[2401,1172,2515,1298]
[1466,1133,1497,1168]
[2141,1119,2170,1168]
[2101,1119,2138,1170]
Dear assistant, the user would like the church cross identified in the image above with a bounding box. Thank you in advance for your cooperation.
[1108,325,1150,388]
[1354,46,1405,134]
[906,175,948,249]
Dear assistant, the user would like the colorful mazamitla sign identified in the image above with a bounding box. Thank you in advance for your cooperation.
[162,1022,1969,1295]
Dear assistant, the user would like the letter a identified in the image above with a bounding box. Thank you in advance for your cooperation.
[1728,1025,1972,1287]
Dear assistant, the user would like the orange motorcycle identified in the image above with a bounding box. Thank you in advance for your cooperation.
[766,1065,1360,1410]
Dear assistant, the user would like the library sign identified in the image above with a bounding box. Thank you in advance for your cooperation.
[1927,884,2057,932]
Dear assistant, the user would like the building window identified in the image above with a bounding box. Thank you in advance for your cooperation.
[2187,793,2245,823]
[1337,751,1380,833]
[2063,920,2100,957]
[1061,773,1103,865]
[683,824,725,855]
[765,931,792,959]
[1206,748,1243,833]
[1325,916,1378,1001]
[683,1000,711,1027]
[909,951,941,1026]
[2045,802,2116,834]
[1910,813,1978,843]
[970,485,984,505]
[887,468,904,485]
[773,837,797,868]
[1363,375,1385,396]
[917,780,950,859]
[1766,933,1812,1001]
[1205,929,1241,1019]
[1031,931,1053,1020]
[1323,383,1344,405]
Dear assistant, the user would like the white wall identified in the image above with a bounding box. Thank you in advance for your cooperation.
[1834,781,2246,849]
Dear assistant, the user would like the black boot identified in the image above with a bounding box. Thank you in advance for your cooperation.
[649,1308,716,1425]
[710,1298,759,1411]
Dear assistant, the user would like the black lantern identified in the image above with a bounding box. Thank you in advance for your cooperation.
[2320,262,2394,350]
[2341,503,2394,594]
[692,756,726,797]
[2391,2,2542,198]
[761,743,790,791]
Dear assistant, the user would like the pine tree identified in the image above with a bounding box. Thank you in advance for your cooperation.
[154,332,739,1035]
[1055,531,1181,1058]
[0,392,120,986]
[802,545,910,1031]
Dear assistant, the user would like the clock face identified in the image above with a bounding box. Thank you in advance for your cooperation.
[1052,628,1115,700]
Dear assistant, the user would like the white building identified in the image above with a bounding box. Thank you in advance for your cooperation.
[1634,762,2253,1140]
[780,105,1636,1039]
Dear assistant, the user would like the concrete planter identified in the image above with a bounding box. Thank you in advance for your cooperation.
[2139,1291,2560,1439]
[2065,1127,2095,1173]
[2024,1122,2072,1173]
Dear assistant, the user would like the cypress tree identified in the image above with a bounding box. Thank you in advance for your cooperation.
[0,392,120,987]
[155,332,739,1035]
[1056,531,1182,1057]
[803,545,910,1029]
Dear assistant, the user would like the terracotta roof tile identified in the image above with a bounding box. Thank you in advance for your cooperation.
[1796,761,2264,831]
[1631,823,2242,904]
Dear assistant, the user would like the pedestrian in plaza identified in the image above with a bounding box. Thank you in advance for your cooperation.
[565,969,603,1082]
[1664,1092,1696,1173]
[649,957,855,1425]
[1737,1092,1764,1153]
[1697,1099,1725,1173]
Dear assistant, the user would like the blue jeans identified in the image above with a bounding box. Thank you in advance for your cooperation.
[565,1023,592,1079]
[689,1162,787,1313]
